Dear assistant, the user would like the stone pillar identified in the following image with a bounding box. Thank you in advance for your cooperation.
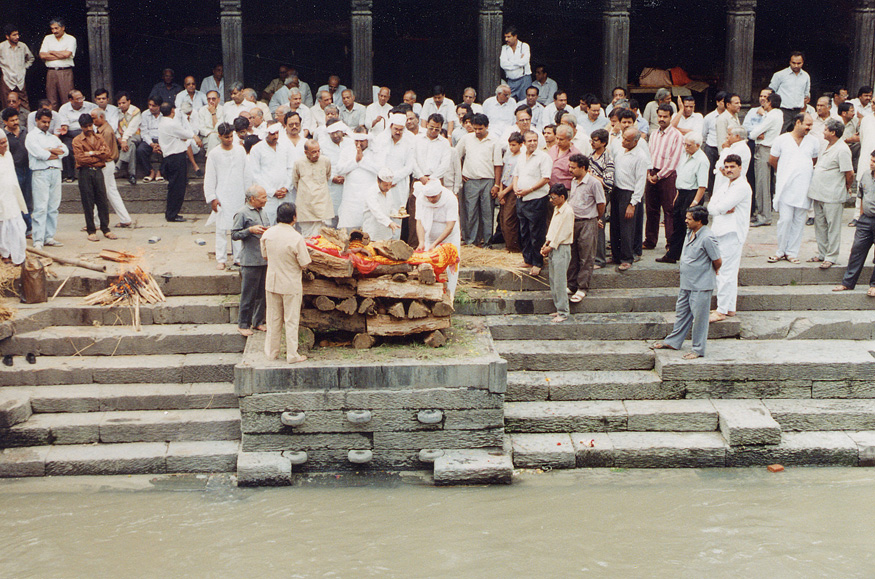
[478,0,504,101]
[849,0,875,93]
[601,0,630,103]
[724,0,756,106]
[220,0,244,102]
[351,0,374,105]
[86,0,113,97]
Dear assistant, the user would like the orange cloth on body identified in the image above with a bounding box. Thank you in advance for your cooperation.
[305,236,459,277]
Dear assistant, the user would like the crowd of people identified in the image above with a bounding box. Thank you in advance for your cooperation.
[2,19,875,360]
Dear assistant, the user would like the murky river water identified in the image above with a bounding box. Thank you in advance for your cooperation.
[1,468,872,578]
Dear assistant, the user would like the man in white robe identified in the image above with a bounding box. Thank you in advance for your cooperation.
[372,113,415,238]
[414,179,461,298]
[319,121,355,226]
[204,122,247,269]
[249,123,293,224]
[337,132,379,229]
[362,168,401,241]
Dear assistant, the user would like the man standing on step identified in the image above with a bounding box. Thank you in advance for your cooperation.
[25,108,67,250]
[72,113,116,242]
[612,127,650,271]
[834,150,875,296]
[652,205,721,359]
[157,101,195,222]
[91,108,132,228]
[232,185,269,336]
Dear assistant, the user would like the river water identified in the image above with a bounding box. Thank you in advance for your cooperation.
[1,468,872,578]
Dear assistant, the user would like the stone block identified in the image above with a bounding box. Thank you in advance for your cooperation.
[812,380,875,399]
[497,340,655,372]
[92,355,184,384]
[238,388,502,413]
[511,433,576,469]
[848,431,875,466]
[433,449,513,485]
[29,385,101,413]
[726,432,859,467]
[0,421,51,447]
[0,392,32,428]
[504,401,627,433]
[99,409,240,443]
[764,399,875,431]
[570,433,614,467]
[241,432,372,452]
[45,442,167,475]
[547,371,680,401]
[294,449,424,472]
[444,409,504,430]
[712,400,782,446]
[505,375,550,402]
[681,380,812,399]
[373,429,505,450]
[623,400,717,431]
[608,432,727,468]
[241,409,440,434]
[48,413,101,445]
[166,441,239,473]
[0,446,51,477]
[182,353,237,383]
[236,451,292,486]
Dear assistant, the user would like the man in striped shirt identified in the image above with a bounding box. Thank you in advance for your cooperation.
[643,104,683,250]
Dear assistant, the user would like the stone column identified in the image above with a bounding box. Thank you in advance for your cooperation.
[351,0,374,105]
[478,0,504,101]
[601,0,630,103]
[724,0,756,107]
[849,0,875,93]
[220,0,244,102]
[86,0,113,97]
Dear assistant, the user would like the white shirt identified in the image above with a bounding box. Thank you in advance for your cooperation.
[714,140,751,192]
[97,104,120,132]
[372,130,416,208]
[456,132,503,180]
[513,149,551,201]
[337,145,380,229]
[499,41,531,79]
[532,78,558,106]
[675,112,704,136]
[25,127,67,171]
[200,76,225,104]
[420,97,458,130]
[500,124,546,152]
[339,102,367,129]
[39,33,76,68]
[27,110,61,135]
[702,110,720,148]
[482,96,518,138]
[203,144,247,230]
[769,67,811,109]
[316,85,348,107]
[858,115,875,180]
[0,40,34,89]
[613,144,651,205]
[413,133,452,181]
[223,101,249,124]
[158,115,195,157]
[140,111,162,143]
[176,90,209,112]
[709,176,752,243]
[849,97,873,118]
[542,103,571,127]
[748,108,783,147]
[58,101,98,131]
[365,101,392,135]
[772,132,820,209]
[361,186,397,242]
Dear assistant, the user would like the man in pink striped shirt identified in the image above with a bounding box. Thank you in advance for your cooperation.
[643,104,684,250]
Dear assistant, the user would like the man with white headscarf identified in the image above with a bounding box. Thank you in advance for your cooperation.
[318,119,354,226]
[249,123,293,224]
[372,112,414,238]
[415,178,461,298]
[362,168,401,241]
[204,122,246,269]
[0,131,27,264]
[337,130,379,229]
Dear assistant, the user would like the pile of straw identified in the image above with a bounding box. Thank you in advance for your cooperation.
[458,246,525,271]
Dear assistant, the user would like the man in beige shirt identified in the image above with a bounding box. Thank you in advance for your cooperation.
[291,139,333,237]
[260,202,312,364]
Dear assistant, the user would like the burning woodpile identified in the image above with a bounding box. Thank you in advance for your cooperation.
[303,228,457,349]
[83,265,166,330]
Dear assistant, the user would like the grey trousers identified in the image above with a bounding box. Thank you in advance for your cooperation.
[549,244,571,316]
[754,144,773,222]
[568,217,598,291]
[663,289,712,356]
[118,134,142,175]
[462,178,494,245]
[238,265,266,329]
[812,199,844,263]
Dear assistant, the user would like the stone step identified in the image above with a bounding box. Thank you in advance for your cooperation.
[60,180,210,215]
[4,383,237,413]
[0,352,239,386]
[504,400,717,433]
[497,340,654,372]
[738,311,875,340]
[1,408,240,447]
[506,370,673,402]
[41,273,241,300]
[456,285,875,316]
[712,399,782,446]
[763,399,875,431]
[511,430,872,469]
[0,440,239,477]
[1,323,246,357]
[487,313,740,341]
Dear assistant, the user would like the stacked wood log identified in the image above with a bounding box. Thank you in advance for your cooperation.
[302,238,454,349]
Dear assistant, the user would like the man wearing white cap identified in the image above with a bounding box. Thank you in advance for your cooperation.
[338,130,379,229]
[291,138,333,237]
[372,112,415,238]
[249,123,294,224]
[362,167,401,241]
[415,178,461,298]
[320,119,354,226]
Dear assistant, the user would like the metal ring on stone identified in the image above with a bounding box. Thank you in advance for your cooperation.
[418,449,444,463]
[346,410,372,424]
[280,411,306,426]
[417,409,443,424]
[284,451,308,465]
[348,450,373,464]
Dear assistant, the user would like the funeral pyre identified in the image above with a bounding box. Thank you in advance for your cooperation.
[83,265,166,330]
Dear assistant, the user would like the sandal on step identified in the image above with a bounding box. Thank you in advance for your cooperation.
[767,255,785,263]
[86,233,99,242]
[786,257,801,264]
[104,232,118,240]
[819,261,834,269]
[806,256,823,262]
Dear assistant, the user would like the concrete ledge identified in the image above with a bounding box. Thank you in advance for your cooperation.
[511,433,575,469]
[712,400,782,446]
[45,442,168,475]
[239,388,503,412]
[725,431,859,466]
[608,432,727,468]
[764,399,875,431]
[241,408,503,434]
[506,370,677,402]
[0,446,51,477]
[0,392,32,428]
[236,451,292,486]
[433,449,513,485]
[242,432,372,452]
[680,380,813,399]
[504,401,627,433]
[497,340,655,372]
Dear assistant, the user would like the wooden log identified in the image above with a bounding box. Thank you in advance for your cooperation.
[303,270,316,282]
[366,314,451,337]
[352,332,376,349]
[313,295,336,311]
[356,276,445,301]
[417,263,436,285]
[407,300,430,319]
[424,330,447,348]
[336,296,358,316]
[26,247,106,272]
[318,227,350,250]
[306,248,354,278]
[432,294,454,317]
[99,249,137,263]
[387,302,406,319]
[300,308,367,333]
[371,239,414,262]
[391,273,408,283]
[299,327,316,351]
[357,297,376,315]
[367,263,413,277]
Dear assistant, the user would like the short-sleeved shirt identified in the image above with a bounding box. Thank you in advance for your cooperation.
[859,171,875,217]
[260,223,312,294]
[808,140,854,204]
[675,149,710,190]
[514,149,552,201]
[679,225,720,291]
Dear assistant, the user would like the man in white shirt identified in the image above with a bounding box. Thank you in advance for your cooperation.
[402,90,422,116]
[250,123,293,224]
[749,92,783,226]
[320,120,355,225]
[811,96,835,144]
[716,93,742,149]
[456,112,503,246]
[808,119,854,268]
[0,25,34,110]
[501,105,546,152]
[671,95,704,136]
[339,89,366,129]
[250,108,268,139]
[578,96,609,138]
[93,89,119,132]
[714,127,751,194]
[768,113,820,262]
[197,90,222,154]
[200,64,224,104]
[157,102,195,222]
[531,65,557,106]
[277,88,313,137]
[115,92,141,184]
[482,84,517,140]
[850,85,873,120]
[362,167,401,241]
[175,76,208,112]
[223,82,249,123]
[523,86,545,130]
[270,68,313,108]
[337,131,379,229]
[605,86,628,116]
[542,90,571,128]
[461,87,484,114]
[317,75,347,107]
[420,86,457,134]
[39,18,76,110]
[642,89,678,135]
[58,89,96,181]
[25,108,68,249]
[512,130,551,275]
[701,91,727,186]
[365,86,392,136]
[372,113,415,237]
[612,127,650,270]
[499,26,531,101]
[137,97,163,183]
[769,52,810,131]
[410,113,452,246]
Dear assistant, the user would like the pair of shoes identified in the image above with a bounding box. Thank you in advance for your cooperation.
[570,290,586,303]
[128,175,137,185]
[167,216,186,222]
[655,256,676,264]
[849,219,858,227]
[44,238,63,247]
[806,217,815,226]
[142,176,154,182]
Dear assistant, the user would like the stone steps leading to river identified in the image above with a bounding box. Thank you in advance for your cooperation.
[3,383,237,413]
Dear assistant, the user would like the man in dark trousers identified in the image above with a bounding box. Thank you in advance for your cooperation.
[71,113,116,241]
[157,101,193,222]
